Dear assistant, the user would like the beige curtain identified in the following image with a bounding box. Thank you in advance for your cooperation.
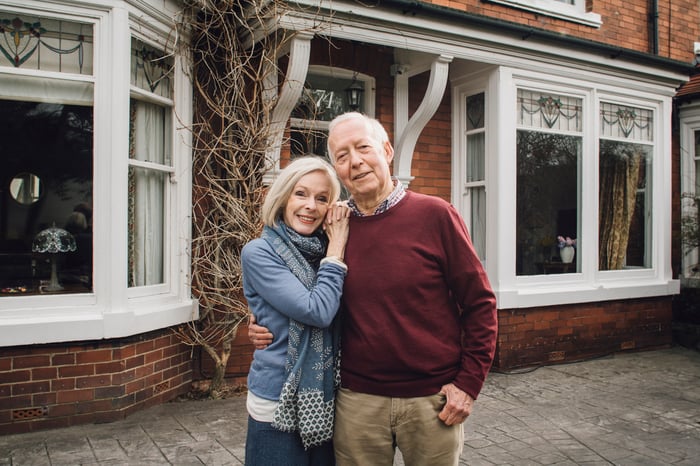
[599,145,642,270]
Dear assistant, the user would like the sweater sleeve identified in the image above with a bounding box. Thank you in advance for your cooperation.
[241,240,346,328]
[440,204,498,399]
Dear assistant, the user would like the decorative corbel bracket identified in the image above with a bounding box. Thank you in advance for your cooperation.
[263,31,313,184]
[393,54,452,187]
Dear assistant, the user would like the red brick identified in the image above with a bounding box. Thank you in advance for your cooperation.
[50,403,77,417]
[112,369,136,385]
[1,370,31,383]
[32,367,57,380]
[12,381,51,396]
[58,365,95,380]
[0,358,11,371]
[76,375,111,389]
[52,378,76,391]
[76,349,113,364]
[13,355,50,369]
[32,392,56,406]
[95,361,125,374]
[95,385,126,399]
[56,388,94,403]
[52,353,76,366]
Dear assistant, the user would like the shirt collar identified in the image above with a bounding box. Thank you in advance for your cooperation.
[348,177,406,217]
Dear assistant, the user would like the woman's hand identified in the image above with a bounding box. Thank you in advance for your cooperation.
[324,202,351,260]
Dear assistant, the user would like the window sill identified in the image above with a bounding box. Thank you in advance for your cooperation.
[497,278,680,309]
[485,0,602,28]
[0,299,198,347]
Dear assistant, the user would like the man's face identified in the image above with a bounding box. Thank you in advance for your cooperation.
[328,118,394,200]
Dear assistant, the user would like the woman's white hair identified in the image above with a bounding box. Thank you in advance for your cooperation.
[327,112,390,161]
[261,156,341,227]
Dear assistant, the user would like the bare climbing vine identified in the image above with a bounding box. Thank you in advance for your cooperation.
[172,0,297,396]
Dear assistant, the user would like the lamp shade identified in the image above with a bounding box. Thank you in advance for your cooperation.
[32,225,77,254]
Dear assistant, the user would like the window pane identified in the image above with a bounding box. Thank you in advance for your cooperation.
[516,131,581,275]
[518,90,582,132]
[0,100,93,295]
[466,93,484,131]
[290,128,329,159]
[470,187,486,259]
[128,167,165,287]
[598,141,652,270]
[128,100,168,287]
[466,132,485,182]
[516,89,582,276]
[600,103,653,141]
[129,100,171,166]
[0,12,93,75]
[292,74,358,121]
[130,38,173,99]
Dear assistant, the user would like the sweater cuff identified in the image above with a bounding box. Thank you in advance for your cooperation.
[320,256,348,272]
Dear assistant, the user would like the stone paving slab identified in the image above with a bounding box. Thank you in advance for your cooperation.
[1,346,699,465]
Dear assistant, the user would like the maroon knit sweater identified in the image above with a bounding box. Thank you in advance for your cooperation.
[339,191,498,399]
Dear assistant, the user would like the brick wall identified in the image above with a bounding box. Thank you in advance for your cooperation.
[0,328,192,435]
[495,297,673,369]
[425,0,699,63]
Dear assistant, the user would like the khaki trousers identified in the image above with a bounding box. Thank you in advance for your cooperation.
[334,387,464,466]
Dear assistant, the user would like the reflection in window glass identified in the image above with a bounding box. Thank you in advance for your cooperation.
[598,103,653,270]
[292,74,358,122]
[516,90,582,275]
[0,100,93,294]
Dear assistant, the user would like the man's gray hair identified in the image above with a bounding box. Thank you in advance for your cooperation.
[327,112,390,161]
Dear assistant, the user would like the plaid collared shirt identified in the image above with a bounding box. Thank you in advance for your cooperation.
[348,177,406,217]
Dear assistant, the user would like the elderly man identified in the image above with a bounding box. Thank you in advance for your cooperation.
[250,112,497,466]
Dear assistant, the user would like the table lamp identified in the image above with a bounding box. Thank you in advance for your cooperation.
[32,224,77,292]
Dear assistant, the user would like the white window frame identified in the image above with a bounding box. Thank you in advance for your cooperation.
[679,104,700,284]
[0,0,196,347]
[452,84,489,265]
[486,0,602,27]
[459,66,677,309]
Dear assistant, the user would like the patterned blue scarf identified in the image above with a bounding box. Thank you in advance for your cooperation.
[262,221,340,449]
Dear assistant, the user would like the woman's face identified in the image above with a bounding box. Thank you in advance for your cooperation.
[283,170,332,235]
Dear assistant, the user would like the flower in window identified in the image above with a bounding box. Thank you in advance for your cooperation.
[557,235,576,248]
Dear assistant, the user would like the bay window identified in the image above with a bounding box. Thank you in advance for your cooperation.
[0,0,195,346]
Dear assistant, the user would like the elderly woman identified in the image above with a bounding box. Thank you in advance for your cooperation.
[242,156,350,466]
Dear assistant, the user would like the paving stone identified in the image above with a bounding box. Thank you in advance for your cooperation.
[1,347,699,465]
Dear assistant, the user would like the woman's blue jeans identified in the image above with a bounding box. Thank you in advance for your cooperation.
[245,416,335,466]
